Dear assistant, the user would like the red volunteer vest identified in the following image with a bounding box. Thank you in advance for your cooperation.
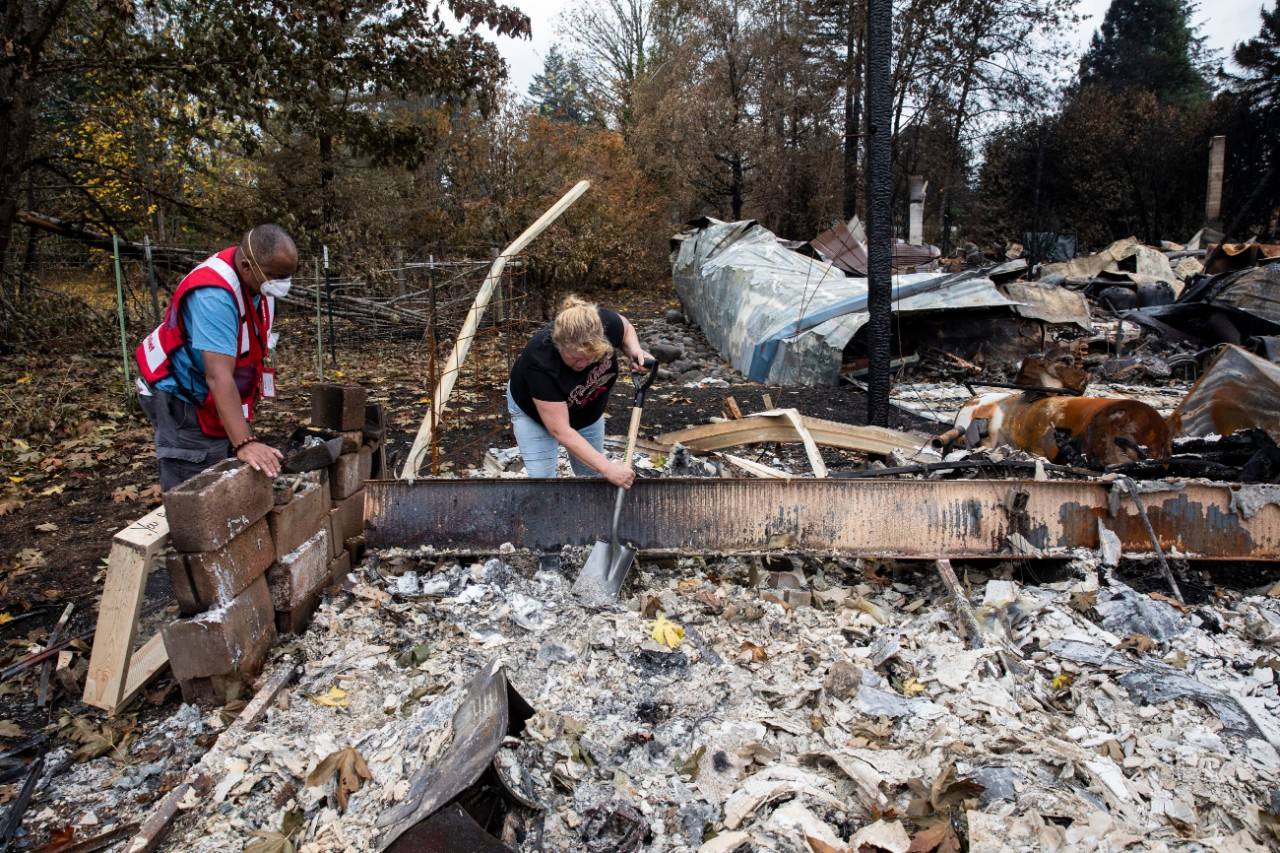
[134,246,275,437]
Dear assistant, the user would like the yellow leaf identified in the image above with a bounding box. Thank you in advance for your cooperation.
[676,578,701,592]
[333,370,345,379]
[8,476,24,485]
[649,614,685,649]
[0,613,12,626]
[1051,673,1074,691]
[16,375,31,384]
[417,396,431,405]
[902,677,925,697]
[309,686,349,708]
[39,484,65,496]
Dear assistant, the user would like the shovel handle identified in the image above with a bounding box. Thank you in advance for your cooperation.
[623,405,643,465]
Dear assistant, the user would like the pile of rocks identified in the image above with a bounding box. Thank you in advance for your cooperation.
[643,309,742,386]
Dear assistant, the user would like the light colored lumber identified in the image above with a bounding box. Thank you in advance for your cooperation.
[769,408,827,477]
[121,632,168,704]
[658,412,927,458]
[128,660,299,853]
[83,507,170,713]
[400,180,592,479]
[723,454,792,479]
[722,395,743,420]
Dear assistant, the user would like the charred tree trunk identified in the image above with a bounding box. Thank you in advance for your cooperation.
[865,0,892,426]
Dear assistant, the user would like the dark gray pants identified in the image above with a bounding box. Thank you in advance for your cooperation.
[138,388,231,491]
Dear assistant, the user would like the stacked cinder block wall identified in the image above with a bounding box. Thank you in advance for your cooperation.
[160,384,374,704]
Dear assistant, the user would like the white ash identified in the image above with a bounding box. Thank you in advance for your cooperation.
[30,552,1280,851]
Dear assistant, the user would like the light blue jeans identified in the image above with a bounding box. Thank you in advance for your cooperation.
[507,384,605,478]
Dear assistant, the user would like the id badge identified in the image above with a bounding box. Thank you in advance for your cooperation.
[262,367,277,399]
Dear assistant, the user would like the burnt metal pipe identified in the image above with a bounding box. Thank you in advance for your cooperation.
[865,0,893,426]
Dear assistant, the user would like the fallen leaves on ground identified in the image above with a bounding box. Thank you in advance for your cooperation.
[649,613,685,649]
[244,831,295,853]
[308,686,349,708]
[0,720,22,737]
[306,747,371,811]
[57,713,135,762]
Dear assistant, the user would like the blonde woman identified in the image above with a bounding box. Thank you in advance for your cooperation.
[507,296,652,487]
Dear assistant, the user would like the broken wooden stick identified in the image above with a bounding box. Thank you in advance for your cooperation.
[127,660,299,853]
[400,180,591,479]
[38,603,74,708]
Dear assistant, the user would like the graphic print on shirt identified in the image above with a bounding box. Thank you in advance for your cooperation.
[566,359,616,409]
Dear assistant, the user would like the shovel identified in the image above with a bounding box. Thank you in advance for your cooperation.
[573,357,659,606]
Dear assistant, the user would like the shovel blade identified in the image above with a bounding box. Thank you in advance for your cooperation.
[573,539,636,605]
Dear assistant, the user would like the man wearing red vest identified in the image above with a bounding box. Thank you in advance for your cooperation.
[135,224,295,489]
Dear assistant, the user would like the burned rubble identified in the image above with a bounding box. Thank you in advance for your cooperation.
[5,219,1280,853]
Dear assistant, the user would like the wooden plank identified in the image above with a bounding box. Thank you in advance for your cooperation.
[113,506,168,557]
[400,181,591,479]
[722,395,743,420]
[658,412,927,458]
[127,661,300,853]
[723,454,792,480]
[83,544,149,712]
[768,408,827,477]
[120,632,168,705]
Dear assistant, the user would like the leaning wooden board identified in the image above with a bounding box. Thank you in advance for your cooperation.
[83,506,170,714]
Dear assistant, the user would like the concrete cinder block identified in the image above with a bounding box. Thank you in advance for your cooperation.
[329,550,352,584]
[164,458,273,553]
[331,489,365,544]
[344,534,366,565]
[266,528,331,632]
[166,517,275,614]
[277,587,322,635]
[311,383,367,432]
[339,430,363,454]
[267,480,328,560]
[329,446,372,501]
[161,575,276,693]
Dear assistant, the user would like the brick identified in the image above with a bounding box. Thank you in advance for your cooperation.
[311,383,367,431]
[277,587,322,635]
[166,518,275,614]
[363,402,386,444]
[164,458,274,552]
[161,575,276,692]
[344,534,366,565]
[329,446,372,500]
[338,430,363,453]
[329,550,352,584]
[266,528,331,615]
[331,489,365,544]
[266,481,328,560]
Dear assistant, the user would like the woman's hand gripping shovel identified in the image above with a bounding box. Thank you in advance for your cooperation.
[573,357,659,606]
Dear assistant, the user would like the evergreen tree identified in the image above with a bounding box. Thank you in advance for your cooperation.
[1077,0,1210,103]
[528,46,603,125]
[1230,0,1280,109]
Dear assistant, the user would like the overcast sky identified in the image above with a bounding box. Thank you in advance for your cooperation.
[492,0,1270,96]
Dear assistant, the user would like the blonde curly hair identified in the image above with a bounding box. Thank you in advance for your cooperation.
[552,295,612,362]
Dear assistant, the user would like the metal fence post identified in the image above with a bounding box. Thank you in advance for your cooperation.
[142,235,161,323]
[324,245,336,366]
[111,235,134,406]
[314,258,323,380]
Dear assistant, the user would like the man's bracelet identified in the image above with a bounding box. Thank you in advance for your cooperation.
[232,436,258,454]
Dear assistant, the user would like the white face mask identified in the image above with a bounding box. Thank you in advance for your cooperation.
[260,278,292,298]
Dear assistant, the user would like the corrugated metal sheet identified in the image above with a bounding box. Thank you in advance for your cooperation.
[672,218,1013,386]
[1169,344,1280,442]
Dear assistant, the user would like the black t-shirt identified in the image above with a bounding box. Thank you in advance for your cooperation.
[509,308,626,429]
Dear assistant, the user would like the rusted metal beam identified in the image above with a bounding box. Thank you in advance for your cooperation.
[364,479,1280,561]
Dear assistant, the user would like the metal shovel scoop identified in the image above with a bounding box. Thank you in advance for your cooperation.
[573,358,658,606]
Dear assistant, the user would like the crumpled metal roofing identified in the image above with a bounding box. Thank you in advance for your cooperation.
[672,218,1016,386]
[1168,344,1280,442]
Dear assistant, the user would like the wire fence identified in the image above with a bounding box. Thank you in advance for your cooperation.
[1,236,555,470]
